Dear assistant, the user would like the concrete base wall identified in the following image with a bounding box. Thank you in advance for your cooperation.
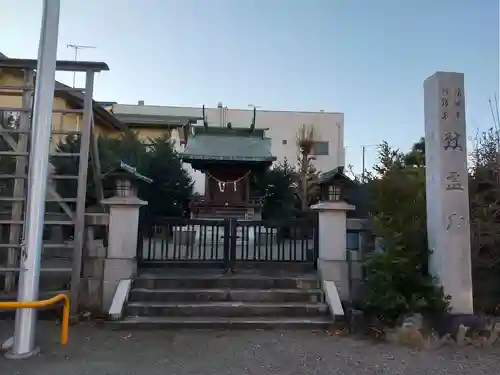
[318,259,349,300]
[102,258,136,312]
[318,254,364,302]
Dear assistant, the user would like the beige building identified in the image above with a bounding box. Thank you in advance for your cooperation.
[0,54,125,144]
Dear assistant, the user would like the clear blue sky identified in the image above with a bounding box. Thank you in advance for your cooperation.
[2,0,499,171]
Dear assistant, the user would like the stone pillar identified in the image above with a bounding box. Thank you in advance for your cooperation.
[311,201,355,300]
[424,72,473,314]
[101,196,147,311]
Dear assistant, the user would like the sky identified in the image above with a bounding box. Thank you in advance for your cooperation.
[1,0,499,171]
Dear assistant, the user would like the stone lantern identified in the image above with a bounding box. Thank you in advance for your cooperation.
[317,166,350,203]
[99,161,153,313]
[311,166,356,302]
[103,161,153,197]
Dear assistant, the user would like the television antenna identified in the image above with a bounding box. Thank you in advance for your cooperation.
[66,44,96,87]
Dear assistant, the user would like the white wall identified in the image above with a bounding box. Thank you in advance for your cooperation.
[113,104,345,194]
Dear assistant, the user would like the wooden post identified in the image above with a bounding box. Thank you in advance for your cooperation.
[70,70,94,314]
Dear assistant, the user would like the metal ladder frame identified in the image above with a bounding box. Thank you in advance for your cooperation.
[0,57,108,313]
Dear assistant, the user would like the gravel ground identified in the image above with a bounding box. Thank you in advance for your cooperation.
[0,320,499,375]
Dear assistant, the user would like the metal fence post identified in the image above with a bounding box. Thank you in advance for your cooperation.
[223,219,231,272]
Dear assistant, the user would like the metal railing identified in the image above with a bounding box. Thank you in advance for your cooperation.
[138,216,319,269]
[0,294,70,345]
[234,218,318,264]
[138,218,228,268]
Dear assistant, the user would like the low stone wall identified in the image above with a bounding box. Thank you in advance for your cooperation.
[323,218,370,302]
[80,235,107,314]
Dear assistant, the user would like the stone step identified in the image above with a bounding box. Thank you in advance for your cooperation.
[106,316,333,330]
[134,275,320,290]
[129,288,325,303]
[126,301,329,318]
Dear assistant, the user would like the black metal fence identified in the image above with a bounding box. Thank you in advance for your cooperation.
[138,215,319,269]
[138,218,229,268]
[232,219,317,264]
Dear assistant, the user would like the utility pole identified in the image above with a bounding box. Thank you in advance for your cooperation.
[360,144,378,183]
[66,44,96,87]
[6,0,60,360]
[361,145,366,183]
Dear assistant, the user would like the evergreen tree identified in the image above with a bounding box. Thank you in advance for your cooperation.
[52,130,193,218]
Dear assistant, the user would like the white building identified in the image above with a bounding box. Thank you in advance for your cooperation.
[111,102,345,194]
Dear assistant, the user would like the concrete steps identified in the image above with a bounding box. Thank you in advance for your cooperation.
[126,301,329,317]
[110,272,332,330]
[111,316,332,329]
[129,288,324,303]
[133,275,320,290]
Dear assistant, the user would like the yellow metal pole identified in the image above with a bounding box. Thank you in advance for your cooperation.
[0,294,70,345]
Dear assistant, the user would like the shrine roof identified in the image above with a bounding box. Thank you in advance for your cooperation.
[102,161,153,184]
[317,166,352,185]
[180,125,276,163]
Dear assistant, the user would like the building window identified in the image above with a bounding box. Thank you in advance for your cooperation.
[346,231,360,251]
[282,139,287,145]
[311,141,329,156]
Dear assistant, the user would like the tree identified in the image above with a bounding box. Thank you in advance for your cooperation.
[53,129,147,208]
[403,137,425,167]
[362,141,449,323]
[295,124,320,209]
[369,141,427,256]
[139,135,193,219]
[253,124,324,217]
[467,97,500,311]
[252,159,298,220]
[52,130,193,218]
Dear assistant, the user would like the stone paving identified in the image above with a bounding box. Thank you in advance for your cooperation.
[0,320,499,374]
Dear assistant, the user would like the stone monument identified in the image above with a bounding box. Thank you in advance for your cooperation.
[424,72,473,314]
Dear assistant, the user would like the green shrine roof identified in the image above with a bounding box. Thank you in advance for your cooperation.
[103,161,153,184]
[317,166,351,185]
[180,126,276,163]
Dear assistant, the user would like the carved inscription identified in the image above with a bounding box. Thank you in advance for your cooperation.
[454,90,463,120]
[440,88,450,121]
[446,172,464,191]
[441,88,464,123]
[446,213,466,231]
[443,131,463,151]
